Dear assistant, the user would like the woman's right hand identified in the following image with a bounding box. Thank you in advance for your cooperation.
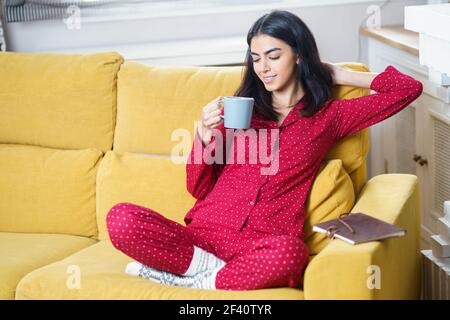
[197,96,224,146]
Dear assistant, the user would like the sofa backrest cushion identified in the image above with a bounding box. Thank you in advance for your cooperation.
[96,151,195,241]
[0,144,102,237]
[304,159,355,255]
[0,51,123,152]
[113,62,242,154]
[114,61,370,197]
[326,63,371,196]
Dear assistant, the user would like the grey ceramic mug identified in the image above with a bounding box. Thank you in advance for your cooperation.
[219,96,254,129]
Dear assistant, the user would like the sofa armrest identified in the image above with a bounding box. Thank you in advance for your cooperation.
[304,174,421,299]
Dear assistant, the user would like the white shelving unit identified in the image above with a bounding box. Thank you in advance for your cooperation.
[404,4,450,300]
[361,19,450,252]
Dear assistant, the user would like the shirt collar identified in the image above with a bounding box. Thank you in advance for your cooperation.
[251,97,306,129]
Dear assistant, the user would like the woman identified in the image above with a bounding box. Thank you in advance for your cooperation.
[107,10,423,291]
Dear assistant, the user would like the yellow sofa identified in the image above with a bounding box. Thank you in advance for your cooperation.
[0,51,421,300]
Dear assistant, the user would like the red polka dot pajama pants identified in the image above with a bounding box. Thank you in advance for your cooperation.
[106,202,309,291]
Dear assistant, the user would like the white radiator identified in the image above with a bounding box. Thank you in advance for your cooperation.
[433,118,450,214]
[422,250,450,300]
[3,0,189,23]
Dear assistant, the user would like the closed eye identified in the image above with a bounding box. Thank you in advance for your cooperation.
[253,57,280,62]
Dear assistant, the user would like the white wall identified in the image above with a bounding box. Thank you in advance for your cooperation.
[3,0,426,65]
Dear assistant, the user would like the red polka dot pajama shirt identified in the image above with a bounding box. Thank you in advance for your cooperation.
[107,65,423,290]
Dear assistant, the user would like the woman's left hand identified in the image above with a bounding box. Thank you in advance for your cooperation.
[323,61,379,88]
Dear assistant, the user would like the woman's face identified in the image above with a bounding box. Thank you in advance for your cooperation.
[250,34,300,93]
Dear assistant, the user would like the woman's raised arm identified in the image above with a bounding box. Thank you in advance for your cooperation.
[325,64,423,141]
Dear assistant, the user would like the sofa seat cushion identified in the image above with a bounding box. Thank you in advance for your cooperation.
[96,152,355,258]
[0,232,96,300]
[16,240,305,300]
[0,144,102,237]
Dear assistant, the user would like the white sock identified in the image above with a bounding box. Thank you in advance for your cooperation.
[125,261,224,290]
[182,245,226,277]
[190,266,223,290]
[125,261,162,284]
[125,261,146,276]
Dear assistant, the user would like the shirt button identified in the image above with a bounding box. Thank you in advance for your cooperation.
[250,201,255,205]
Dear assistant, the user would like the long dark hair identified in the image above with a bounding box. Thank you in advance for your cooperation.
[235,10,333,120]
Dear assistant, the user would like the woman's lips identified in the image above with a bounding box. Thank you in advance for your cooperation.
[262,75,276,83]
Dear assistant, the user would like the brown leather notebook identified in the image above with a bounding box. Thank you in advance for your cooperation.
[312,212,407,245]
